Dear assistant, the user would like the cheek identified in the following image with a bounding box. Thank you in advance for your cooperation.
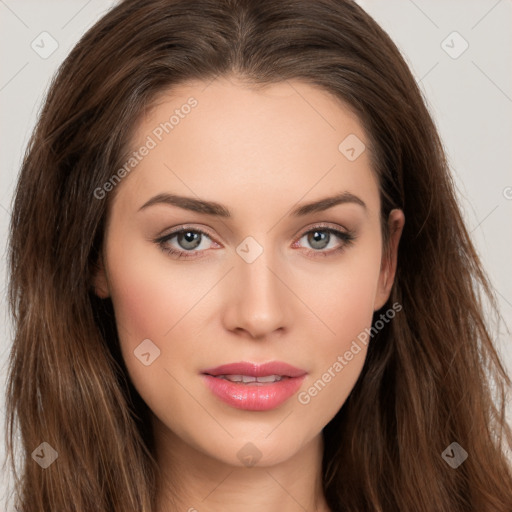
[290,242,382,423]
[103,242,217,442]
[103,236,207,392]
[105,231,204,341]
[297,241,382,347]
[108,264,183,340]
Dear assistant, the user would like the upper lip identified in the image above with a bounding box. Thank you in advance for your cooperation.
[201,361,307,378]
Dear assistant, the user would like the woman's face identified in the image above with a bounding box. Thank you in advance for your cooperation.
[93,77,403,467]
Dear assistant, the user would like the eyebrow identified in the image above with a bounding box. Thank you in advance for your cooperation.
[138,191,367,217]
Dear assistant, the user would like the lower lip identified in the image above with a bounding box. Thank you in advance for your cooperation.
[202,374,306,411]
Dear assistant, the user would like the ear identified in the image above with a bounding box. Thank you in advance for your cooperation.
[91,252,110,299]
[374,208,405,311]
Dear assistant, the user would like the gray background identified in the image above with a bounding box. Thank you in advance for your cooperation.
[1,0,511,507]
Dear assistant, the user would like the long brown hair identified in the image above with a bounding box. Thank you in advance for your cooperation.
[5,0,512,510]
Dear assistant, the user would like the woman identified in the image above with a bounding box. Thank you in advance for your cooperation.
[5,0,512,510]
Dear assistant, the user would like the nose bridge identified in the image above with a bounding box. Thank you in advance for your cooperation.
[226,234,289,337]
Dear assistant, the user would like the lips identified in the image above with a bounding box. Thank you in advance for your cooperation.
[200,361,307,411]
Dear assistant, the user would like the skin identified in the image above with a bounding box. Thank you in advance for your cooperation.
[93,76,404,512]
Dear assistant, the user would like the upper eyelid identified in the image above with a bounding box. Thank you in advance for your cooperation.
[158,225,217,243]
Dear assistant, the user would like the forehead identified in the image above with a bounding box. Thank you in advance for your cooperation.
[112,77,380,217]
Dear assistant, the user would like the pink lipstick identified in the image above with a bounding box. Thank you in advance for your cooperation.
[201,361,307,411]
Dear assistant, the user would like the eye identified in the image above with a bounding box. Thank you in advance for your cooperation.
[293,224,356,257]
[155,227,218,260]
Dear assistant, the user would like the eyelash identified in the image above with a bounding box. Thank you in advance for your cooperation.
[154,223,356,260]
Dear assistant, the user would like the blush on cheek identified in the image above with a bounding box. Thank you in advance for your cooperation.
[107,262,181,355]
[108,273,176,404]
[313,270,379,343]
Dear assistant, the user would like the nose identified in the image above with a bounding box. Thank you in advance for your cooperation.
[222,245,290,339]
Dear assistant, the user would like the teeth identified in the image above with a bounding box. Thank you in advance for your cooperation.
[229,374,244,382]
[255,375,283,383]
[217,374,285,383]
